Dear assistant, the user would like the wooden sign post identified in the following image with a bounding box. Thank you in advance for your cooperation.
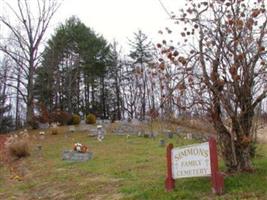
[209,137,224,194]
[165,143,175,191]
[165,137,224,195]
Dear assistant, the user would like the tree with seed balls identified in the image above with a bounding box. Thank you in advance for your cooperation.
[158,0,267,172]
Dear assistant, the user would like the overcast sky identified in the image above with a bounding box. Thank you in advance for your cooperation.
[52,0,185,51]
[1,0,185,52]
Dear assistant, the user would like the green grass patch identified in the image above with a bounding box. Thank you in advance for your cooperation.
[0,128,267,199]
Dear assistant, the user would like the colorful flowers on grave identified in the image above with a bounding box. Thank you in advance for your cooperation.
[73,143,88,153]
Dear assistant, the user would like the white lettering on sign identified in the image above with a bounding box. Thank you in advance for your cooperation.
[171,142,211,179]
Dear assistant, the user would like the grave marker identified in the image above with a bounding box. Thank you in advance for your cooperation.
[97,125,104,142]
[159,139,165,147]
[62,150,93,162]
[69,126,76,133]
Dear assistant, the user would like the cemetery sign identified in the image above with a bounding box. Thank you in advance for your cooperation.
[165,137,224,195]
[171,142,211,179]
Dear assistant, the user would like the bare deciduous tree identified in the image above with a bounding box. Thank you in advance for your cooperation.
[158,0,267,172]
[0,0,61,124]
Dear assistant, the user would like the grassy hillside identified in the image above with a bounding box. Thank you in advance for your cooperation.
[0,127,267,200]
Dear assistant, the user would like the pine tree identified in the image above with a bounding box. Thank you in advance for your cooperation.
[0,94,12,133]
[35,17,109,117]
[129,30,154,120]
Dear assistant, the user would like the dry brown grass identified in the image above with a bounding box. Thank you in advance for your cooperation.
[8,140,30,159]
[51,127,59,135]
[50,126,66,135]
[168,117,214,134]
[4,130,31,159]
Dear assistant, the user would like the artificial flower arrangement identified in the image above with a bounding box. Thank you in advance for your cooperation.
[73,143,88,153]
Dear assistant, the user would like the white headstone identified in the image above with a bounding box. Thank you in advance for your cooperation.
[186,133,193,140]
[97,125,104,142]
[69,126,76,133]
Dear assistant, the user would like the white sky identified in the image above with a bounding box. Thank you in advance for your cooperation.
[0,0,185,52]
[51,0,185,51]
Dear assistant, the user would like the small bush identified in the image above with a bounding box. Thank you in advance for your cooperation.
[148,108,159,120]
[8,141,30,158]
[72,114,81,125]
[144,133,150,138]
[50,124,59,135]
[86,114,96,124]
[60,111,72,125]
[51,128,58,135]
[6,132,30,159]
[49,110,72,125]
[38,103,49,123]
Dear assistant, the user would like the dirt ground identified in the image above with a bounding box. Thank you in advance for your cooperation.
[0,135,7,153]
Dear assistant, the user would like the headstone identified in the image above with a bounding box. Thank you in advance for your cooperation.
[137,131,143,137]
[165,130,174,139]
[192,133,207,141]
[97,125,104,142]
[51,123,58,128]
[62,150,93,161]
[39,131,45,140]
[102,119,110,124]
[186,133,192,140]
[176,127,182,133]
[149,131,156,138]
[160,139,165,147]
[39,123,49,129]
[131,118,140,125]
[69,126,76,133]
[88,127,97,137]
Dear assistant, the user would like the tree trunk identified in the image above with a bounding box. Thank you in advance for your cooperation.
[0,67,8,126]
[211,90,238,172]
[100,76,106,119]
[151,82,155,110]
[115,77,121,120]
[213,115,238,172]
[91,82,95,112]
[26,99,34,124]
[235,143,253,171]
[86,82,90,114]
[142,72,146,120]
[218,129,238,172]
[26,67,34,124]
[212,96,254,172]
[15,68,21,129]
